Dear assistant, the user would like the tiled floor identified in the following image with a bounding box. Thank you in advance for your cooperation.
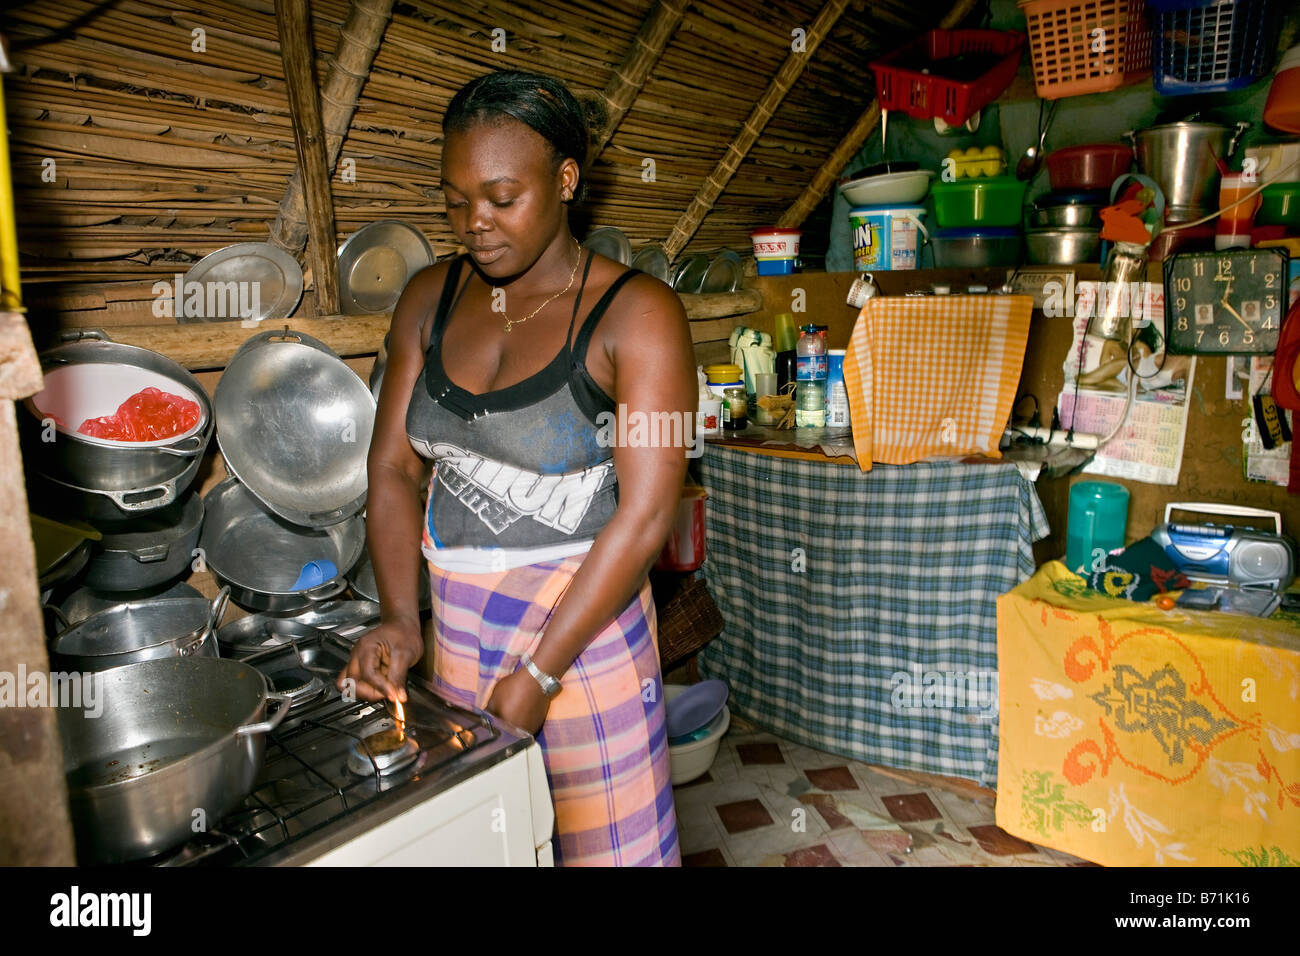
[672,714,1096,867]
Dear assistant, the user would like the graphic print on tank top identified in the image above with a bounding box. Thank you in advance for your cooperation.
[406,253,641,551]
[410,438,613,537]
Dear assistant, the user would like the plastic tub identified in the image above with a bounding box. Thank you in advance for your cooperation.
[1265,45,1300,134]
[665,684,730,785]
[1148,0,1283,95]
[930,176,1028,227]
[1257,182,1300,226]
[1046,144,1132,191]
[930,227,1022,267]
[848,204,928,271]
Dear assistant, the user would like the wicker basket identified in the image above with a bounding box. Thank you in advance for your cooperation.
[655,574,724,671]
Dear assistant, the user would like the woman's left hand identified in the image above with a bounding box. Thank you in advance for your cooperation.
[485,668,552,735]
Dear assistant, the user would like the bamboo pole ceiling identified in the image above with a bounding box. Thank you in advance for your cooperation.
[4,0,968,319]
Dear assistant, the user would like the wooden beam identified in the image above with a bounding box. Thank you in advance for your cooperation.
[663,0,850,260]
[75,290,765,370]
[274,0,341,315]
[592,0,687,154]
[777,0,984,229]
[269,0,394,254]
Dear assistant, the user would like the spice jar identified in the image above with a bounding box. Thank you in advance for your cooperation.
[723,386,748,430]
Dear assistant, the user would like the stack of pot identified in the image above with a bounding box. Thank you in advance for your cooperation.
[22,330,216,617]
[205,328,375,613]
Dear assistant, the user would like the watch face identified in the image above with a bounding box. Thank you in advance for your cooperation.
[1164,249,1289,355]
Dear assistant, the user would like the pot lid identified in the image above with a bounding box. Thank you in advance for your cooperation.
[337,220,435,315]
[581,226,632,265]
[700,250,743,293]
[629,242,670,282]
[180,242,303,323]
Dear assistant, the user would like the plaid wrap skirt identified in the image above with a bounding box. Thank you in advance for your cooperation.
[426,555,681,867]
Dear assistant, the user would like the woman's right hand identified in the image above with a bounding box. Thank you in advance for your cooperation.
[337,619,424,703]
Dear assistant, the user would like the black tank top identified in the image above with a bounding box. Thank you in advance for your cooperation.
[406,252,641,549]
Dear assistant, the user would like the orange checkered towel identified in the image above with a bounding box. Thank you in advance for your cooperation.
[841,294,1033,471]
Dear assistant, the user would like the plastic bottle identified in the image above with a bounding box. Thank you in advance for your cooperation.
[825,350,850,428]
[795,325,827,429]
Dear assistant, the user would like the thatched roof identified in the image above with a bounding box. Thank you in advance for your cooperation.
[5,0,973,324]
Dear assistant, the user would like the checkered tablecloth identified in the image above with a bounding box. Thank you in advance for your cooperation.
[696,443,1049,787]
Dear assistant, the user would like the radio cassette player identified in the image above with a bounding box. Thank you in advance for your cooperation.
[1151,503,1297,591]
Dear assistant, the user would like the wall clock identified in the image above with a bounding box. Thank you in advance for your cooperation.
[1163,248,1289,355]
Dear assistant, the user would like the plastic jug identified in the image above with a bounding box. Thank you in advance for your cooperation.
[1066,481,1130,574]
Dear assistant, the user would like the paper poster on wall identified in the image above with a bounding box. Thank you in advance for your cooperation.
[1057,281,1194,486]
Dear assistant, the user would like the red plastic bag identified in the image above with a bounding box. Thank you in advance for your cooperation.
[78,387,201,442]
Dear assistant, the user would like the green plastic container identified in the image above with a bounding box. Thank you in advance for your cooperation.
[1257,182,1300,227]
[930,175,1028,228]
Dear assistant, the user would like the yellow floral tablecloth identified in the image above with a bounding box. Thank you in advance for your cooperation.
[996,562,1300,867]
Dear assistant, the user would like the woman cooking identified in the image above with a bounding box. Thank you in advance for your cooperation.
[337,69,694,866]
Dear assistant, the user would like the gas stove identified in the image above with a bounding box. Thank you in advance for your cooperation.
[148,630,550,866]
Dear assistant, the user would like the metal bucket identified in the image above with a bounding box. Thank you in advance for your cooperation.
[1127,121,1250,219]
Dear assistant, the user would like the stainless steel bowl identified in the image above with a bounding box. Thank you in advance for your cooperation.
[200,477,365,613]
[1025,227,1102,265]
[1030,203,1101,228]
[50,590,228,672]
[214,329,374,529]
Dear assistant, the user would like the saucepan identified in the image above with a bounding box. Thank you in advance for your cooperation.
[58,656,292,862]
[49,588,230,672]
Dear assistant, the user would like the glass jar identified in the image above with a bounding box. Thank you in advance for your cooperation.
[723,386,748,429]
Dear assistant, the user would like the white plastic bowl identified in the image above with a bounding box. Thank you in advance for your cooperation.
[838,168,935,206]
[665,683,730,785]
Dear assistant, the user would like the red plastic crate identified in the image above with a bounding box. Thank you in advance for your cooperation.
[869,29,1027,127]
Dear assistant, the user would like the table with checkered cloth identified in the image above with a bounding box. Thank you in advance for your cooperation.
[696,443,1049,787]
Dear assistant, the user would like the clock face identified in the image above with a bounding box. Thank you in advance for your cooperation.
[1164,249,1290,355]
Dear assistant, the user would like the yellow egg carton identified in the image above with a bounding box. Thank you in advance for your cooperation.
[943,146,1006,180]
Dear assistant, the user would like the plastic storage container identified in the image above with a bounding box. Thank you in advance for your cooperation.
[1148,0,1283,95]
[1257,181,1300,226]
[848,204,928,271]
[1019,0,1153,99]
[1265,45,1300,134]
[929,227,1022,267]
[930,176,1028,227]
[868,29,1026,127]
[1046,144,1132,191]
[1066,480,1130,574]
[750,227,800,275]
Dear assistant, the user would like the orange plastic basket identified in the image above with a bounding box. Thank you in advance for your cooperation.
[1019,0,1153,99]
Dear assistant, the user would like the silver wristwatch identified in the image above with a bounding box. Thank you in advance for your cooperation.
[520,652,562,698]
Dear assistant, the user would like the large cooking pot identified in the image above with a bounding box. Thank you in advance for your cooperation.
[1126,120,1250,219]
[49,589,229,672]
[60,579,204,627]
[214,328,375,528]
[58,656,292,862]
[21,331,214,514]
[83,492,204,591]
[200,477,365,613]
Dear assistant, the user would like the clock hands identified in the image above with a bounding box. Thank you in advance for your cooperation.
[1220,280,1254,333]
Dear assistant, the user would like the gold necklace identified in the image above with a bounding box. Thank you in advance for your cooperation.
[503,239,582,333]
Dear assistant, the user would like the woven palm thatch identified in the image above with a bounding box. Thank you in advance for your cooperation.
[4,0,972,328]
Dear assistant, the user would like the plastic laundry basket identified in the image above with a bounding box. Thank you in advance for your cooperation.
[1148,0,1283,95]
[1019,0,1153,98]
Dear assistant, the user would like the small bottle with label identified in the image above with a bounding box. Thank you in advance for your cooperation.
[825,349,850,429]
[723,386,748,430]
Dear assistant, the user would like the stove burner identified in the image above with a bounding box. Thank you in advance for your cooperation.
[347,726,419,776]
[268,668,326,709]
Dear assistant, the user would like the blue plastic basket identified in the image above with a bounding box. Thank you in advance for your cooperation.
[1148,0,1281,95]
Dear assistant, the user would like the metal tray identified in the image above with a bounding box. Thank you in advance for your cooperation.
[180,242,303,323]
[700,250,742,293]
[337,220,434,315]
[672,254,709,293]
